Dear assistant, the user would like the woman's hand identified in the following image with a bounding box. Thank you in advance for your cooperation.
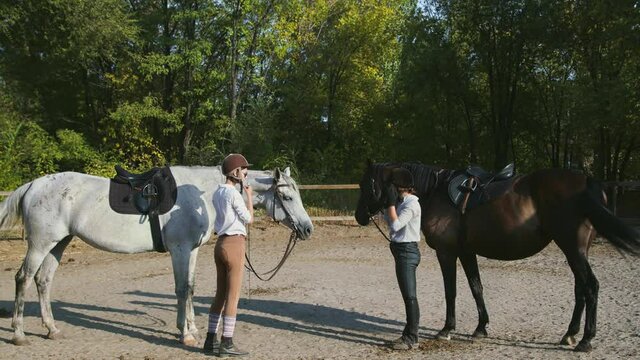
[382,183,398,208]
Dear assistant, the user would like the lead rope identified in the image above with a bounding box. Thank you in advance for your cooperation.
[241,182,252,299]
[370,212,391,243]
[247,225,251,300]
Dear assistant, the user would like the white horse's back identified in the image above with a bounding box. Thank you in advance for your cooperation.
[16,172,167,253]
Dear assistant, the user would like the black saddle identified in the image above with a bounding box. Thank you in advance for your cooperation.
[448,163,515,212]
[109,165,177,252]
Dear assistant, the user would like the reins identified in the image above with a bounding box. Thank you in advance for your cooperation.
[245,228,297,281]
[244,178,299,281]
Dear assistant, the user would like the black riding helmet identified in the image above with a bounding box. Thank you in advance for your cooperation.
[390,167,414,189]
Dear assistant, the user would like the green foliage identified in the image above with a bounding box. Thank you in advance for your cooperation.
[1,0,639,195]
[0,99,59,188]
[102,97,182,170]
[262,148,300,180]
[56,129,114,177]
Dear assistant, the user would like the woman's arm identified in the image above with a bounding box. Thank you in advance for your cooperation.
[231,189,253,224]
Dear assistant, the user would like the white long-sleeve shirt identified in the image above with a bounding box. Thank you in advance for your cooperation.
[213,184,252,236]
[385,194,421,243]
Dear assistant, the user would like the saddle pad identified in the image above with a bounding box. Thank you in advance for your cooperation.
[108,167,177,215]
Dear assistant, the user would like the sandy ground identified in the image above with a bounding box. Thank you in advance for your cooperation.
[0,222,639,360]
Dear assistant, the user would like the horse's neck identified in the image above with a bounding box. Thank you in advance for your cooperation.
[246,170,274,209]
[374,163,448,197]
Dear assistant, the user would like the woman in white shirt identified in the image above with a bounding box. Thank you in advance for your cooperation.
[203,153,253,358]
[383,167,421,350]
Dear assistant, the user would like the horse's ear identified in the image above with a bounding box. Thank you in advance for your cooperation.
[367,159,373,167]
[274,168,282,180]
[283,167,291,176]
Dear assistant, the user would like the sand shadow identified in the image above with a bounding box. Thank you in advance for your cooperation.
[126,290,440,346]
[0,294,574,353]
[0,299,181,349]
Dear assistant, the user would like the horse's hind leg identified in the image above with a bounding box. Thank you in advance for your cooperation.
[186,246,200,338]
[169,246,198,347]
[557,237,599,352]
[435,251,457,340]
[459,252,489,338]
[12,244,54,345]
[560,280,585,346]
[34,236,73,340]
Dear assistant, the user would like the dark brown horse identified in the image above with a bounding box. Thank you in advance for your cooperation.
[354,162,640,352]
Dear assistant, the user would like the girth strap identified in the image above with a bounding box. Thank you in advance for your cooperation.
[149,209,166,253]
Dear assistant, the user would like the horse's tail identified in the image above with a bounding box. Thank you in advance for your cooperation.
[581,178,640,256]
[0,182,32,230]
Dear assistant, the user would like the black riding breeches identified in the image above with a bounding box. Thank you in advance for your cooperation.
[390,241,421,343]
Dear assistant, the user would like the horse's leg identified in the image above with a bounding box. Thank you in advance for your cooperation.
[459,252,489,338]
[560,279,585,346]
[34,236,73,340]
[557,244,598,352]
[12,245,53,345]
[169,247,198,347]
[560,224,597,347]
[186,246,200,338]
[435,250,457,340]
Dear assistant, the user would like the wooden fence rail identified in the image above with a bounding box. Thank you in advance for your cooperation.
[604,181,640,217]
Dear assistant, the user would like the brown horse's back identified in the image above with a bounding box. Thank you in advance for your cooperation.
[426,169,593,260]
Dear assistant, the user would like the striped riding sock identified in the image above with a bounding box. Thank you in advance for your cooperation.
[208,312,221,334]
[222,316,237,338]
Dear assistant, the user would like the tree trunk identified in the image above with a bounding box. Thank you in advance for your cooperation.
[229,0,241,123]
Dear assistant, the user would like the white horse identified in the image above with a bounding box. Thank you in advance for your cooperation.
[0,166,313,346]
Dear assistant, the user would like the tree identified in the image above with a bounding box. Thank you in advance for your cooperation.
[570,0,640,180]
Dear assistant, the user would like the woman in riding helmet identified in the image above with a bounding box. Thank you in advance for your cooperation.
[383,167,422,350]
[203,153,253,357]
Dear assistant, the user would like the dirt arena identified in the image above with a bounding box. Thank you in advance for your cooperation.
[0,222,638,359]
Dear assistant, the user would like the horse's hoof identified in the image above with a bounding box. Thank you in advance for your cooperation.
[560,335,576,346]
[11,336,29,346]
[47,330,64,340]
[181,334,198,347]
[574,341,592,352]
[472,329,488,339]
[436,331,451,341]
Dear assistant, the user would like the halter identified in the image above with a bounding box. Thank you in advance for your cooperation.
[244,176,299,281]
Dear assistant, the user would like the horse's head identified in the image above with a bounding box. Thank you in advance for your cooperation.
[354,161,394,226]
[249,167,313,240]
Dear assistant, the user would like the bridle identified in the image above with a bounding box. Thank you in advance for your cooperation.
[244,176,299,281]
[362,164,442,243]
[365,177,391,243]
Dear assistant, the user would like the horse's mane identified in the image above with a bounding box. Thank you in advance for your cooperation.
[372,162,454,197]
